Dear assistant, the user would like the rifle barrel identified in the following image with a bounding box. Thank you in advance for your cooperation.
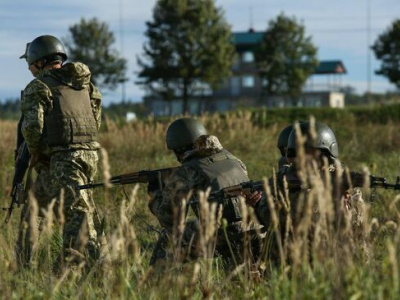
[78,182,105,190]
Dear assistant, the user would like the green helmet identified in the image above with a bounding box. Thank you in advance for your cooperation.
[287,121,339,159]
[20,35,67,65]
[277,125,294,157]
[166,118,207,150]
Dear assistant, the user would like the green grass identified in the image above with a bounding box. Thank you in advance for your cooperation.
[1,109,400,299]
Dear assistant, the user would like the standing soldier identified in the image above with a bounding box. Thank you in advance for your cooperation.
[17,35,104,269]
[148,118,262,268]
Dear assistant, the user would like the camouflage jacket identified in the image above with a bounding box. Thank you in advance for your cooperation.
[21,62,102,156]
[255,160,364,228]
[149,135,248,231]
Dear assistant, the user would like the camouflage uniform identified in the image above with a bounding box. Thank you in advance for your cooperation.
[255,161,367,265]
[149,135,263,267]
[16,62,104,267]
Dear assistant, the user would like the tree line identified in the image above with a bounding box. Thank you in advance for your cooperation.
[0,98,147,121]
[6,0,400,115]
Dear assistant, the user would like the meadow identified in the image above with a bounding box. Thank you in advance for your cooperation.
[1,108,400,299]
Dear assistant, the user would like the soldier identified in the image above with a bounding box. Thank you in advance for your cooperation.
[276,124,294,170]
[148,117,262,268]
[249,121,366,265]
[245,124,295,211]
[249,121,342,225]
[16,35,104,269]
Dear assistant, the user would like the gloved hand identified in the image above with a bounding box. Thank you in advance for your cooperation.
[245,191,263,208]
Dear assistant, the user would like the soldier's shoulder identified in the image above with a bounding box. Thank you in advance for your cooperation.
[62,62,90,73]
[175,164,200,177]
[24,78,49,95]
[166,164,203,188]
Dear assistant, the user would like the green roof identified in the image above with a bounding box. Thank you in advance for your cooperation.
[314,60,347,74]
[232,31,264,45]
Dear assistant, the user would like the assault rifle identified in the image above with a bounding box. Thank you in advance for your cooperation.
[284,171,400,191]
[78,167,179,190]
[195,172,400,205]
[345,172,400,190]
[3,116,31,223]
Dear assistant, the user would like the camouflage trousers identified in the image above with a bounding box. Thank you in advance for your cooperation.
[150,220,263,270]
[16,150,105,269]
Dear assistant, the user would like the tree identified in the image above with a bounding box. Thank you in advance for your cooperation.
[137,0,235,114]
[255,13,318,105]
[63,18,128,91]
[339,85,357,95]
[372,19,400,89]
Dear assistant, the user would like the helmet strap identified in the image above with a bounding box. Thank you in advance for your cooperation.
[173,144,194,163]
[32,61,44,70]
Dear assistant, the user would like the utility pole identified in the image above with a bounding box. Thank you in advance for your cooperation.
[367,0,371,104]
[119,0,126,102]
[249,5,254,31]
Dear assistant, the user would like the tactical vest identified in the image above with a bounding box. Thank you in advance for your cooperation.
[184,149,249,223]
[39,76,98,147]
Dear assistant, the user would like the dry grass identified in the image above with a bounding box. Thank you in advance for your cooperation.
[1,113,400,299]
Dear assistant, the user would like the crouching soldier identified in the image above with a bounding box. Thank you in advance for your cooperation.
[148,117,263,270]
[248,121,367,266]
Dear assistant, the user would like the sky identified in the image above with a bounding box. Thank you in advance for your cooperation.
[0,0,399,106]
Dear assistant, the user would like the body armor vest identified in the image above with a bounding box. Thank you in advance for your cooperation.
[184,149,249,223]
[39,76,98,147]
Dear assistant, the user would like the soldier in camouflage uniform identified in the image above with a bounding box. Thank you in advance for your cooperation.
[248,121,367,265]
[16,35,104,268]
[148,118,262,268]
[277,124,294,171]
[245,124,295,220]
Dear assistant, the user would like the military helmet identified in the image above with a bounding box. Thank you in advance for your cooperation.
[166,118,207,150]
[277,124,294,157]
[286,121,338,159]
[20,35,67,65]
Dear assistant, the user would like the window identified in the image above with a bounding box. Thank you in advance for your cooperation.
[231,77,240,95]
[242,51,254,63]
[242,75,255,88]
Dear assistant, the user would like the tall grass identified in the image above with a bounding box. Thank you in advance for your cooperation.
[1,112,400,299]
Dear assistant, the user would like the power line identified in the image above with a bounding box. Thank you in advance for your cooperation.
[301,15,399,21]
[309,27,384,33]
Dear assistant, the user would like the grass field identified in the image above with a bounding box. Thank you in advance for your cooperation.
[1,110,400,299]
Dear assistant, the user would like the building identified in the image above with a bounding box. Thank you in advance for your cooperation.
[144,30,347,116]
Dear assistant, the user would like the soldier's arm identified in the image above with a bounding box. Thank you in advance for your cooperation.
[21,80,51,155]
[89,82,102,130]
[149,167,197,231]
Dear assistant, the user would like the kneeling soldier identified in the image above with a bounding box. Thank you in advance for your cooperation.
[148,117,262,269]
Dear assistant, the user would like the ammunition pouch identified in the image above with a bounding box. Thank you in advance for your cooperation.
[221,197,243,223]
